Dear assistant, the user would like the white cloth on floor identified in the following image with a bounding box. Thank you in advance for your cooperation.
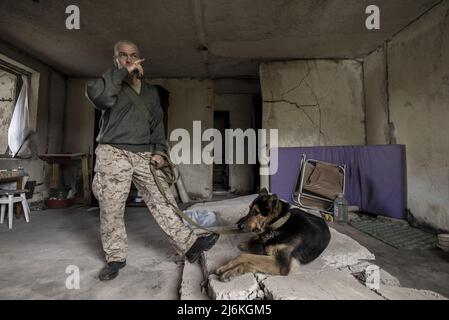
[183,209,219,228]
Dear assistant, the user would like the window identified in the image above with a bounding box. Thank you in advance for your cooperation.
[0,54,39,158]
[0,68,19,154]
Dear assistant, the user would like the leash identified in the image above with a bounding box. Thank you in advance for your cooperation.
[148,158,244,235]
[148,157,292,234]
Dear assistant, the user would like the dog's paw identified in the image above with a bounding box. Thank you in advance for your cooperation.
[215,263,240,282]
[218,265,246,282]
[215,265,226,275]
[238,241,250,252]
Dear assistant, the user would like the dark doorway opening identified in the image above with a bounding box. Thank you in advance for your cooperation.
[213,111,230,191]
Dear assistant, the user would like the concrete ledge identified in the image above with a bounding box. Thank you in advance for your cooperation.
[376,285,448,300]
[183,195,447,300]
[208,274,264,300]
[261,267,383,300]
[179,260,209,300]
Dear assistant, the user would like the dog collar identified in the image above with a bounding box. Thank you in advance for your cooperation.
[269,212,291,230]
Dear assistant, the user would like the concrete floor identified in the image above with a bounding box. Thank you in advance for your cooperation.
[331,222,449,298]
[1,202,449,299]
[0,206,184,299]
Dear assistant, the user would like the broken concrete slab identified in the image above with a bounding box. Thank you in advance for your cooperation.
[320,228,375,268]
[345,261,401,287]
[208,274,265,300]
[191,195,446,300]
[376,285,448,300]
[201,226,380,300]
[179,261,209,300]
[261,267,384,300]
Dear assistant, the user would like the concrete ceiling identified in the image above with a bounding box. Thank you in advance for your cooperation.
[0,0,441,78]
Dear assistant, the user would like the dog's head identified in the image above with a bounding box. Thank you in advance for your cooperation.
[237,188,282,234]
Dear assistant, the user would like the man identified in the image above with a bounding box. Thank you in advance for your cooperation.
[86,40,219,281]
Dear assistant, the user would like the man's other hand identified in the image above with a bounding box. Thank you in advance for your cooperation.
[151,154,165,168]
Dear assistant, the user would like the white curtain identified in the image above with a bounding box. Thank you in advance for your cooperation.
[8,75,31,157]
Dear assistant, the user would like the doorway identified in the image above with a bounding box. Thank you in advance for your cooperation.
[213,111,230,191]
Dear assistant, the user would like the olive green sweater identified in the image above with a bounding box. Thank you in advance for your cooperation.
[85,67,168,154]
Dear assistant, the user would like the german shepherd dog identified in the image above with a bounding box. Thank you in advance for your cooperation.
[215,188,331,281]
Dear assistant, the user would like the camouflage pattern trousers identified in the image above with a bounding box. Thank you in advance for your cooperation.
[92,144,197,262]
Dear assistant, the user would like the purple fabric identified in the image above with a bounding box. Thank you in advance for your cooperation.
[269,145,406,219]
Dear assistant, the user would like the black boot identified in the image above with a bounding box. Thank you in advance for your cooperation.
[98,260,126,281]
[185,233,219,263]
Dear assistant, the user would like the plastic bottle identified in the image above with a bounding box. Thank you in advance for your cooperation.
[333,193,348,224]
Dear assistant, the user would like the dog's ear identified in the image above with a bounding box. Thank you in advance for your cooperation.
[260,187,269,195]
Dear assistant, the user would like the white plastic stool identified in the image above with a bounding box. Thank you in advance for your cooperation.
[0,190,30,229]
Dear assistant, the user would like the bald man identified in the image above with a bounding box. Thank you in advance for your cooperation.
[86,40,218,281]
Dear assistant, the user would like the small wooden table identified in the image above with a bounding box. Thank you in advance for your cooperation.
[0,175,24,218]
[39,153,91,205]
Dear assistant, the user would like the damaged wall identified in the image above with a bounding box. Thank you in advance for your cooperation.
[0,40,66,202]
[63,79,95,155]
[386,1,449,231]
[364,47,390,145]
[260,60,365,148]
[46,71,66,154]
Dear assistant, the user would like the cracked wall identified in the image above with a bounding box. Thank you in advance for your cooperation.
[386,1,449,232]
[364,47,390,145]
[260,60,365,148]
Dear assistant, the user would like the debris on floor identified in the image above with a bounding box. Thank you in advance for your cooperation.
[181,195,448,300]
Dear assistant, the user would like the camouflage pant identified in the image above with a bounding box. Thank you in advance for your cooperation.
[92,144,197,262]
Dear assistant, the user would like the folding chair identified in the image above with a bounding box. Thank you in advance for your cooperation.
[292,154,346,215]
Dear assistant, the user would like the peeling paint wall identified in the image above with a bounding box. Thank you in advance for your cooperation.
[47,71,66,154]
[260,60,365,148]
[387,2,449,231]
[364,47,390,145]
[149,79,214,199]
[62,78,96,192]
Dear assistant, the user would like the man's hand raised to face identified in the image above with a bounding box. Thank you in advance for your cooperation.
[125,58,145,78]
[115,57,145,78]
